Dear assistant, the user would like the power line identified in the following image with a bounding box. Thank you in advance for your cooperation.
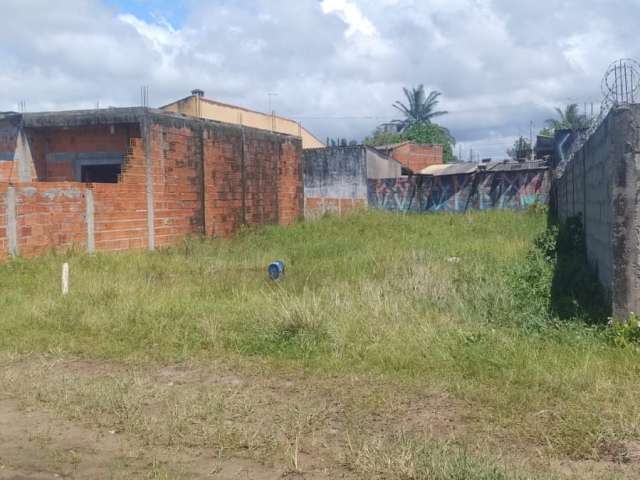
[282,99,602,120]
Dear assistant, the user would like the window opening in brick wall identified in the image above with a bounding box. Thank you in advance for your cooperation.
[81,163,121,183]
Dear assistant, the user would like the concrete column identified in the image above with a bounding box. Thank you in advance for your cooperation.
[610,107,640,317]
[6,186,18,256]
[142,119,155,251]
[13,130,35,182]
[240,127,247,226]
[85,189,95,253]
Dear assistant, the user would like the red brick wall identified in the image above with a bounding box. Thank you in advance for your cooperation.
[29,125,137,181]
[393,143,443,173]
[0,119,303,259]
[0,124,18,182]
[92,137,150,251]
[203,128,302,237]
[0,162,12,182]
[278,141,303,225]
[150,125,203,248]
[12,183,87,257]
[304,197,366,219]
[0,184,7,262]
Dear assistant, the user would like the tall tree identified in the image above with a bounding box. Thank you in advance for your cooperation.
[364,123,457,163]
[546,104,591,132]
[392,85,448,132]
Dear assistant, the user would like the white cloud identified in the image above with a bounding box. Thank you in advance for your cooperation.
[321,0,377,37]
[1,0,639,159]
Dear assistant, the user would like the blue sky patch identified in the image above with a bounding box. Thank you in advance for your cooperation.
[106,0,188,27]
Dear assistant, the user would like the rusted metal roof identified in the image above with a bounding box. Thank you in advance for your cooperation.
[419,160,548,176]
[485,160,548,171]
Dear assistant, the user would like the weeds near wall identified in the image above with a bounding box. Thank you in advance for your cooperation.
[609,315,640,348]
[510,214,609,329]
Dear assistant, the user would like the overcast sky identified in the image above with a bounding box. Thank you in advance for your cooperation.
[2,0,638,159]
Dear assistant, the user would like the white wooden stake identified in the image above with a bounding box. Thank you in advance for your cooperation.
[62,262,69,296]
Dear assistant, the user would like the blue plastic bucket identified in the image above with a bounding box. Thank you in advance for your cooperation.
[268,260,285,280]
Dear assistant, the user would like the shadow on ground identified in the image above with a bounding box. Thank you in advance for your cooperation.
[547,213,610,324]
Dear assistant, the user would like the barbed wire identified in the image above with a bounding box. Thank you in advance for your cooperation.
[555,59,640,178]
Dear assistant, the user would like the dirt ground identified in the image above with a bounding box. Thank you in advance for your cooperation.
[0,354,637,479]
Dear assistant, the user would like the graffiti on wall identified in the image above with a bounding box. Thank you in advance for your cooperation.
[367,170,550,213]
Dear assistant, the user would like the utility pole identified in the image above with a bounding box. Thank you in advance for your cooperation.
[529,120,534,161]
[267,92,278,115]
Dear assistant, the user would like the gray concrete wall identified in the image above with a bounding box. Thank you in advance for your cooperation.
[555,105,640,317]
[366,147,403,179]
[303,146,368,200]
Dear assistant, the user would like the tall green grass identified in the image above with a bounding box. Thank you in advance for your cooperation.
[0,210,540,360]
[1,209,639,459]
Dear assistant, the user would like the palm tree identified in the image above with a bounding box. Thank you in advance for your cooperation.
[392,85,448,132]
[546,104,591,132]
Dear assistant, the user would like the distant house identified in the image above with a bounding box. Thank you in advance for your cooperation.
[372,141,443,174]
[161,90,325,149]
[534,135,554,161]
[303,145,402,218]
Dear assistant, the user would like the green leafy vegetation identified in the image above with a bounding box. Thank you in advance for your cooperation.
[365,123,456,163]
[610,315,640,348]
[506,136,533,161]
[509,214,608,328]
[545,103,593,133]
[391,85,448,132]
[364,84,457,162]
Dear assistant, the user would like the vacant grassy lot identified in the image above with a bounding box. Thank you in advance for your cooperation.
[1,210,639,479]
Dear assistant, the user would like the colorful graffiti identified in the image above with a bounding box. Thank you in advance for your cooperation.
[367,170,550,213]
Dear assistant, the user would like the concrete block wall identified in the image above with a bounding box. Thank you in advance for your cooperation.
[555,105,640,317]
[369,169,549,212]
[303,146,369,218]
[304,197,367,218]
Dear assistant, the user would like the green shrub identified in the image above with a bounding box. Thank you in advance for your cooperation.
[508,226,556,329]
[509,215,608,329]
[609,314,640,347]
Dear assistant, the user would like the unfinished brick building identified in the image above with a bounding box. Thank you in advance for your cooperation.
[0,108,303,260]
[372,141,443,174]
